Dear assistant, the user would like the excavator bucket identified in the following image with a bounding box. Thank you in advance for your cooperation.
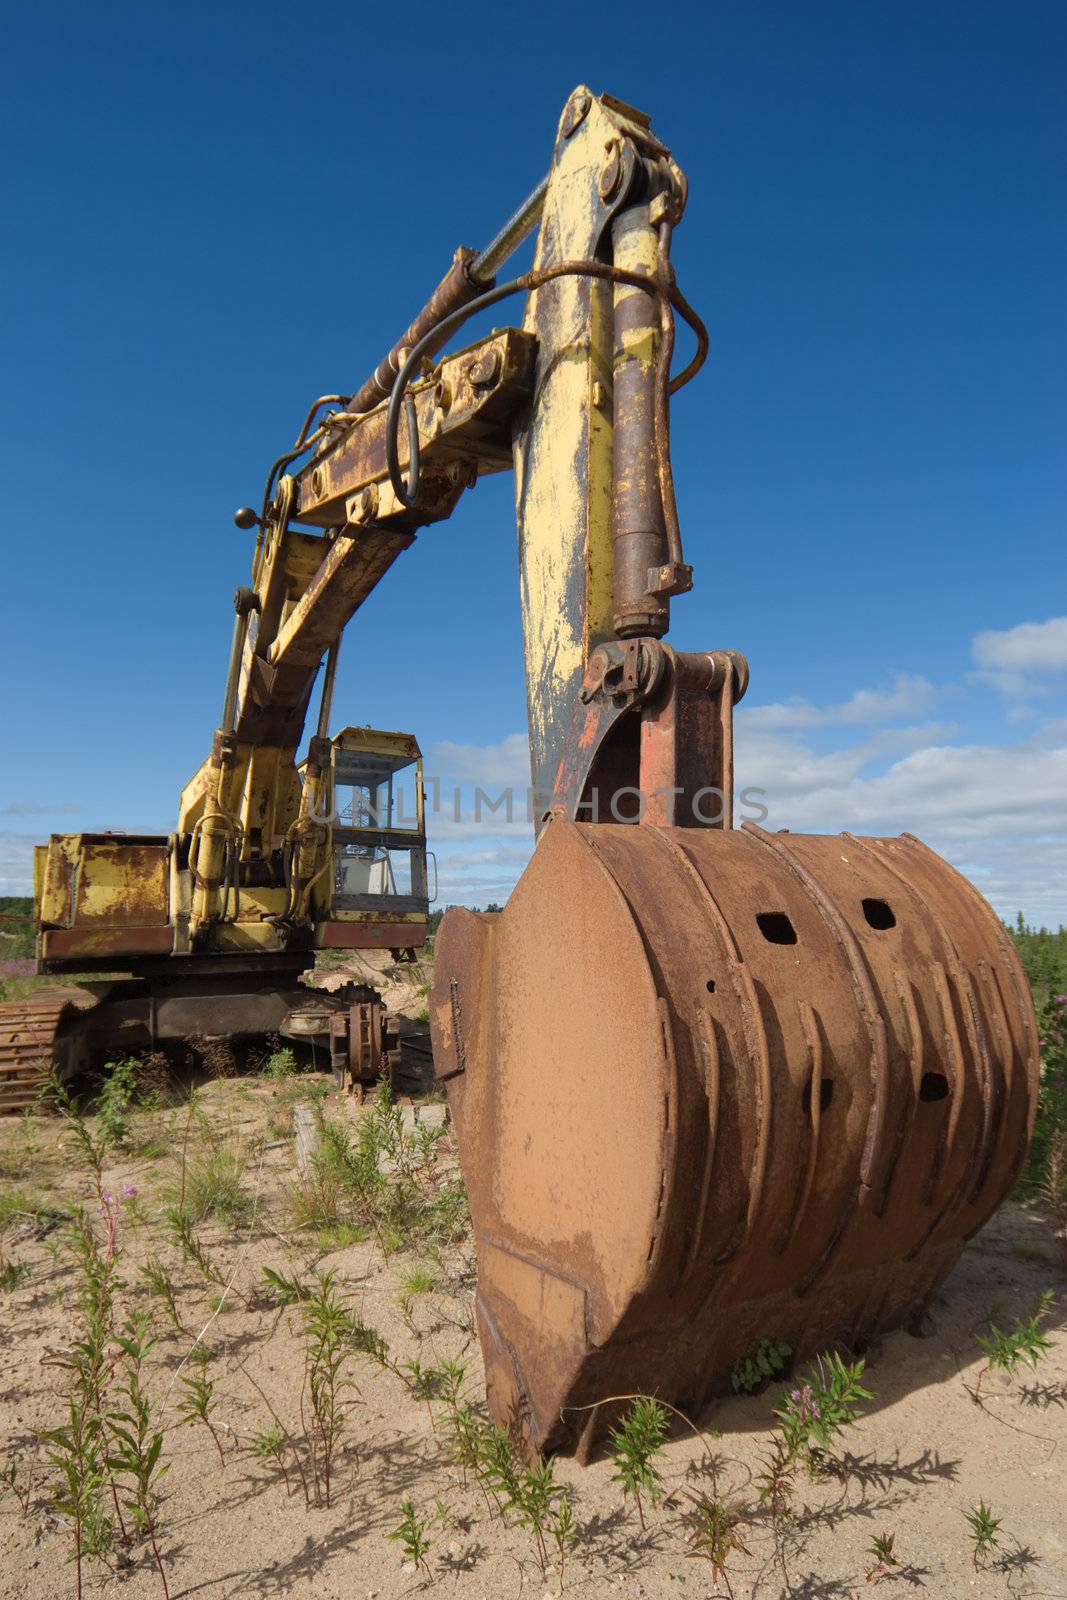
[431,818,1038,1460]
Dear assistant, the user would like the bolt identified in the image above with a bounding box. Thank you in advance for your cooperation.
[562,91,591,138]
[591,380,608,411]
[468,348,502,388]
[598,138,623,201]
[311,467,325,497]
[348,484,378,525]
[434,378,452,412]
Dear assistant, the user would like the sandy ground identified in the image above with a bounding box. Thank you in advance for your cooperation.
[0,987,1063,1600]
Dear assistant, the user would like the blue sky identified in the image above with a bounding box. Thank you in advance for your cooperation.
[2,1,1064,922]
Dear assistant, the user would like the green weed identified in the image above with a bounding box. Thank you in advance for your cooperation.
[0,1258,30,1291]
[1044,1130,1067,1265]
[0,1453,35,1515]
[164,1207,226,1293]
[865,1530,898,1582]
[260,1264,312,1305]
[964,1501,1002,1570]
[176,1343,225,1467]
[48,1075,108,1194]
[510,1457,575,1579]
[680,1492,749,1596]
[106,1312,170,1598]
[287,1085,465,1255]
[95,1058,139,1149]
[731,1337,792,1394]
[43,1398,114,1598]
[397,1262,437,1320]
[757,1353,872,1515]
[1016,987,1066,1197]
[137,1257,184,1333]
[263,1047,298,1080]
[0,1186,48,1228]
[43,1206,123,1599]
[300,1271,360,1508]
[974,1290,1055,1397]
[387,1497,437,1575]
[475,1423,524,1522]
[608,1396,669,1530]
[247,1425,292,1496]
[431,1360,484,1488]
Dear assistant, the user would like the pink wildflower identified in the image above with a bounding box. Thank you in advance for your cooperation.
[788,1384,820,1424]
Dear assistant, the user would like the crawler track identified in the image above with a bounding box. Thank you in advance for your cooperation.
[0,994,69,1111]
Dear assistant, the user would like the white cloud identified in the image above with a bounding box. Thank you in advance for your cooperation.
[429,708,1067,921]
[429,733,530,789]
[0,801,79,816]
[433,841,533,907]
[732,716,954,799]
[735,730,1067,923]
[0,832,37,895]
[744,673,940,730]
[972,615,1067,675]
[741,736,1066,837]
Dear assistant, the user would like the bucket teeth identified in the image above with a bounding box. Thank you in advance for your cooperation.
[430,819,1038,1460]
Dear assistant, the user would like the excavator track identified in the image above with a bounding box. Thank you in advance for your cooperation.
[0,994,69,1111]
[0,989,98,1113]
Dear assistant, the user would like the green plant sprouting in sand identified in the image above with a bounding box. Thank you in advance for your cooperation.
[608,1397,669,1530]
[974,1290,1054,1398]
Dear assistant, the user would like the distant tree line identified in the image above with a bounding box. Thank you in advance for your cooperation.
[425,903,503,940]
[0,895,34,959]
[1008,913,1067,1000]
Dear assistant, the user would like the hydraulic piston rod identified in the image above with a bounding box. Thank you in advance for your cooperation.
[345,174,548,417]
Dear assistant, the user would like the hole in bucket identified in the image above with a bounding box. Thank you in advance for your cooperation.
[862,897,896,930]
[802,1077,834,1117]
[706,979,716,993]
[919,1072,950,1102]
[756,912,797,945]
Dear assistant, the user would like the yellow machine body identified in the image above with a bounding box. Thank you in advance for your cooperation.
[33,727,429,970]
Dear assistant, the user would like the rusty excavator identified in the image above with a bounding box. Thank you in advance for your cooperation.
[3,88,1038,1459]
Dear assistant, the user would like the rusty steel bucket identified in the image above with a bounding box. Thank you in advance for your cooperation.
[430,817,1038,1460]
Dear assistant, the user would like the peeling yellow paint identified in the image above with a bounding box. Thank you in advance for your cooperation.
[514,92,621,773]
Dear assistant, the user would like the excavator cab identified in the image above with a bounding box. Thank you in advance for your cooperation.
[319,727,433,958]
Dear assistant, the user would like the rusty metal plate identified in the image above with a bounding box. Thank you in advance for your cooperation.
[295,327,537,526]
[430,819,1038,1460]
[69,839,170,926]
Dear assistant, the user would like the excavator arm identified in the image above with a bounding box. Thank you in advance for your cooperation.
[169,87,715,961]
